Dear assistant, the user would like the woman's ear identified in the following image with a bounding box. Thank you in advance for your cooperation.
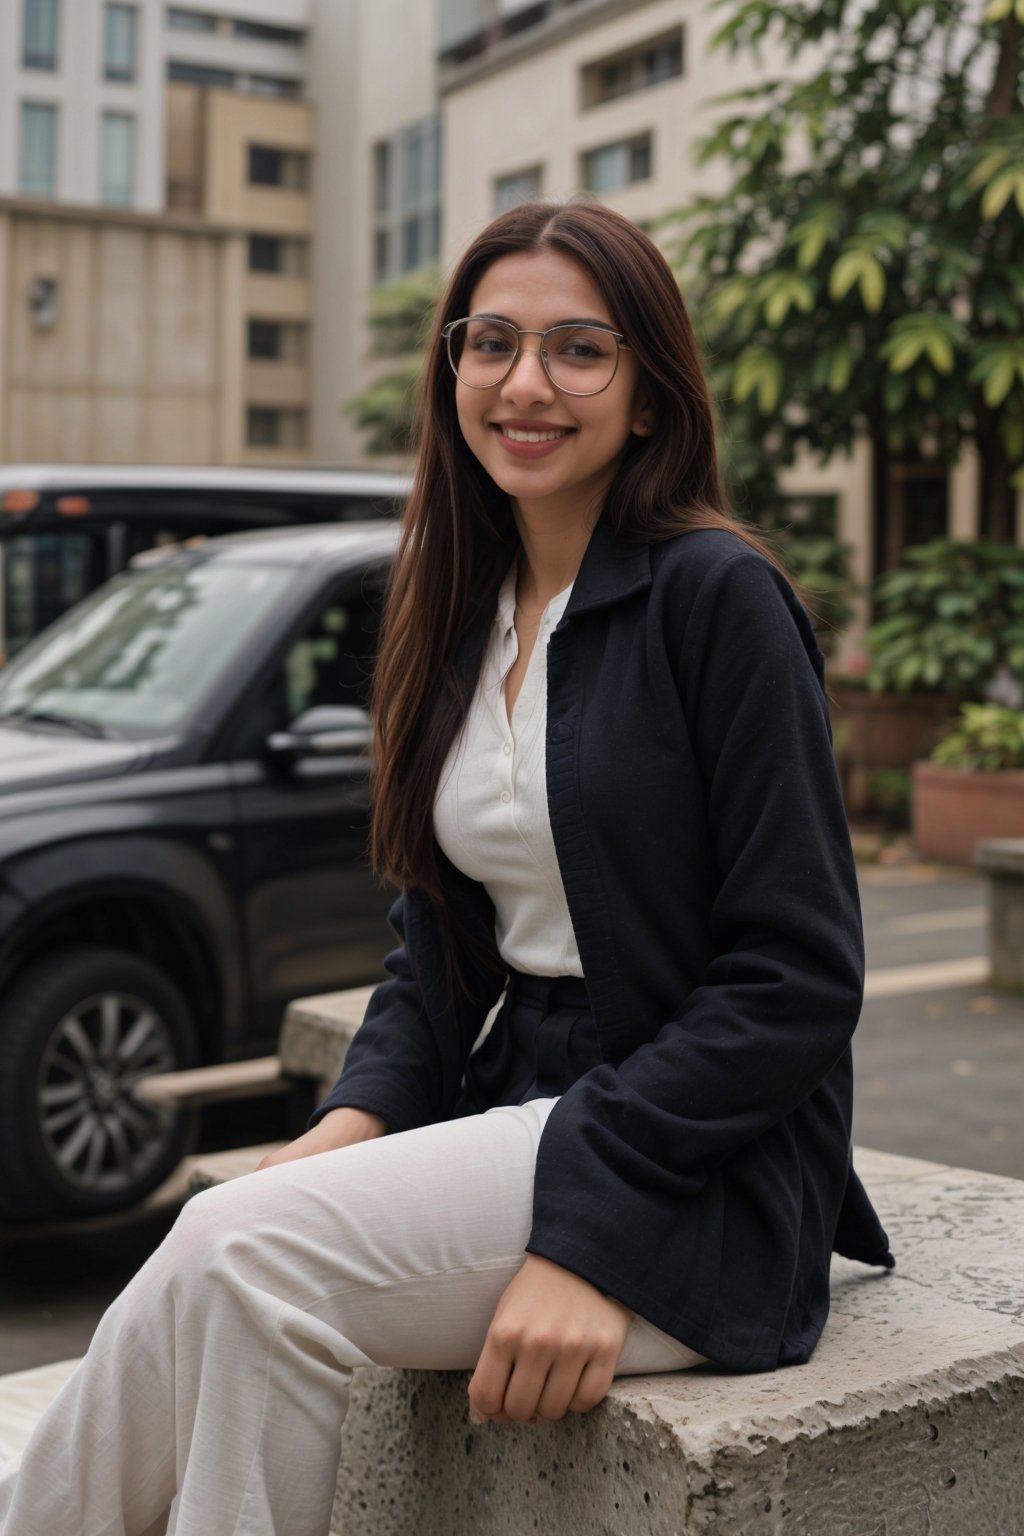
[631,400,655,437]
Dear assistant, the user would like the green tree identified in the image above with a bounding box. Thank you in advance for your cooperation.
[344,267,440,454]
[668,0,1024,542]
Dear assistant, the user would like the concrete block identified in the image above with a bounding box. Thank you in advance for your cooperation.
[279,986,376,1099]
[976,838,1024,992]
[331,1148,1024,1536]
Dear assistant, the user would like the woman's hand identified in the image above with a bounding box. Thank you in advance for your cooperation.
[468,1254,632,1425]
[255,1106,388,1170]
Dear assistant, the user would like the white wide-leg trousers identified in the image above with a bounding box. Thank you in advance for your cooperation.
[0,1099,702,1536]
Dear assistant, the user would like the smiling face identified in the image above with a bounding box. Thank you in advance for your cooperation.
[454,249,651,529]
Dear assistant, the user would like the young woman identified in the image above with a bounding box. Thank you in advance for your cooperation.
[0,199,892,1536]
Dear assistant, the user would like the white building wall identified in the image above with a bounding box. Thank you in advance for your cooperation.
[308,0,438,467]
[0,0,311,212]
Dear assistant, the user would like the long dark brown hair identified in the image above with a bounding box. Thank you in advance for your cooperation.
[370,198,785,903]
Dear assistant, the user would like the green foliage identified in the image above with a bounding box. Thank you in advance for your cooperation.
[752,496,855,654]
[343,361,423,456]
[667,0,1024,512]
[931,703,1024,770]
[343,269,441,455]
[866,540,1024,695]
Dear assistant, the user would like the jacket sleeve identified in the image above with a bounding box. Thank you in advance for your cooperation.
[527,551,866,1273]
[309,878,505,1133]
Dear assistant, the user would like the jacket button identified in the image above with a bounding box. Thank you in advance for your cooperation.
[551,723,573,742]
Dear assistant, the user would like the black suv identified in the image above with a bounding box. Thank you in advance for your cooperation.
[0,523,400,1220]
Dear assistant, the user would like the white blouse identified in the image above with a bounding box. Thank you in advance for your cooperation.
[433,567,583,978]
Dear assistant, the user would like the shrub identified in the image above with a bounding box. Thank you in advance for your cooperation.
[930,704,1024,773]
[866,540,1024,696]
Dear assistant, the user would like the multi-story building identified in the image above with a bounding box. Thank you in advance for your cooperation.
[0,0,315,464]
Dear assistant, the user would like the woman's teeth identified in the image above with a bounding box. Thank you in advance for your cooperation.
[501,427,569,443]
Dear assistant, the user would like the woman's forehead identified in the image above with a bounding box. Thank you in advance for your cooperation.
[467,250,616,329]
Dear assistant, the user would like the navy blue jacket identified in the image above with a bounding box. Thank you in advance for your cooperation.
[313,520,893,1372]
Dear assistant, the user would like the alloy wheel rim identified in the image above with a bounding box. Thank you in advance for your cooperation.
[36,991,179,1194]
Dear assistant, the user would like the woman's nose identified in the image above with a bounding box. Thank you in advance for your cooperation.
[500,344,554,403]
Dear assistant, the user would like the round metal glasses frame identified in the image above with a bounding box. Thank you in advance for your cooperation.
[441,317,632,398]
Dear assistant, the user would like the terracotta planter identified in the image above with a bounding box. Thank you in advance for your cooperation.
[828,688,961,818]
[912,761,1024,866]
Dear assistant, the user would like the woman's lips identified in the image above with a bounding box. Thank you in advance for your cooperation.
[490,423,575,459]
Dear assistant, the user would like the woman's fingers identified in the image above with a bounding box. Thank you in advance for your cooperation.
[469,1255,632,1425]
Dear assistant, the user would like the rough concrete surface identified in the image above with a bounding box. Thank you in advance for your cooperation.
[331,1148,1024,1536]
[278,987,375,1098]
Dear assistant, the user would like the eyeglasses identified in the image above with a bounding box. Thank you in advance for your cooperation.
[441,316,632,397]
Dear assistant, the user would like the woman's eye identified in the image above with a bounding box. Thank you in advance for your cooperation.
[470,335,513,353]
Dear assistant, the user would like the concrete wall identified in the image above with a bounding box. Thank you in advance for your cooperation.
[0,201,244,464]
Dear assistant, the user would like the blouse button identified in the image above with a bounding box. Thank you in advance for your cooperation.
[502,743,511,756]
[500,791,511,803]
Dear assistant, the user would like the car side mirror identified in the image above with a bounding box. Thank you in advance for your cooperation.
[266,705,372,762]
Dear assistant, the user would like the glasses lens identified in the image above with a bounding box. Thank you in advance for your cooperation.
[542,326,619,394]
[448,318,519,387]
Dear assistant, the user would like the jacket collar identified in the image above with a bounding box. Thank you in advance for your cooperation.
[560,512,652,621]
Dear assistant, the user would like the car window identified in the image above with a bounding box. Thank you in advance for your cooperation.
[230,566,389,757]
[0,561,295,735]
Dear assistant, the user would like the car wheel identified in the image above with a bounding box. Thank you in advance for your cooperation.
[0,946,199,1221]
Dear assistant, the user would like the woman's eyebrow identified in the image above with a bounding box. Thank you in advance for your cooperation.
[473,311,616,330]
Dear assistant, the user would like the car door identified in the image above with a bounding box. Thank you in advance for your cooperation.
[225,563,394,1043]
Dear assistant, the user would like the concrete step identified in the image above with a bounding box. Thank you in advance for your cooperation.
[134,1056,289,1109]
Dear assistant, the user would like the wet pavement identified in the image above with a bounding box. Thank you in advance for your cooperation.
[1,859,1021,1376]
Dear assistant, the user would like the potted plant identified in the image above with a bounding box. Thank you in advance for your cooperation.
[913,705,1024,865]
[830,540,1024,817]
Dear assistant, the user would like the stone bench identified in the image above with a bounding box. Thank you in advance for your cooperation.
[190,990,1024,1535]
[976,838,1024,993]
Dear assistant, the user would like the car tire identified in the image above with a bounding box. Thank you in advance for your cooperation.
[0,946,199,1221]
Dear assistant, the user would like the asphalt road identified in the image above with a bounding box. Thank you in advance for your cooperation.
[1,861,1020,1375]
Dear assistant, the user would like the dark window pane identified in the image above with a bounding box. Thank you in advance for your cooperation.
[401,217,421,273]
[249,145,283,185]
[373,228,390,283]
[247,408,280,446]
[22,0,59,69]
[248,321,281,359]
[232,19,303,43]
[249,235,282,272]
[167,7,217,31]
[167,60,235,88]
[373,141,391,215]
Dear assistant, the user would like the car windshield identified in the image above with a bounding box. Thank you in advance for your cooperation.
[0,559,294,736]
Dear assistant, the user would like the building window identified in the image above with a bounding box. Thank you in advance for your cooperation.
[167,60,235,88]
[22,0,59,69]
[581,29,684,109]
[581,133,652,194]
[494,166,542,214]
[247,320,307,361]
[248,321,281,359]
[104,3,137,82]
[166,7,217,31]
[246,408,307,449]
[100,112,135,204]
[372,116,441,284]
[248,144,309,190]
[19,102,57,197]
[249,235,282,272]
[247,236,309,276]
[232,19,303,44]
[245,75,301,99]
[373,142,391,216]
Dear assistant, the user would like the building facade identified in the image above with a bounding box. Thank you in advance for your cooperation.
[0,0,314,464]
